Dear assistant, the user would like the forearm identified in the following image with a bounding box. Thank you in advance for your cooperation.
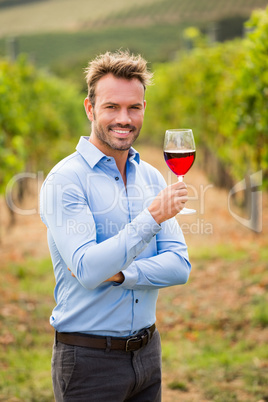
[118,250,191,290]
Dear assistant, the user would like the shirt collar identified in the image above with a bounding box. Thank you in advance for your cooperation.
[76,136,140,168]
[128,146,140,164]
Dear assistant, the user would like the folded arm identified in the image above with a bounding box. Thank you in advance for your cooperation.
[40,172,190,290]
[40,173,161,290]
[112,218,191,290]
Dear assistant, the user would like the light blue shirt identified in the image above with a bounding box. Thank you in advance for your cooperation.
[40,136,191,337]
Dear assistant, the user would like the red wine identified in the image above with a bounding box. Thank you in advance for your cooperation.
[164,150,196,176]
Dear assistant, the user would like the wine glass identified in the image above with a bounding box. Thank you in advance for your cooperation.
[164,129,196,215]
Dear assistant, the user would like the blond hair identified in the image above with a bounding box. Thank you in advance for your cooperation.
[85,50,153,106]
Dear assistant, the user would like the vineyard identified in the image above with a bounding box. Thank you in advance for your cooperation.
[93,0,267,28]
[0,7,267,202]
[0,0,162,36]
[0,24,185,73]
[142,8,268,188]
[0,56,87,196]
[0,0,267,76]
[0,0,266,36]
[0,4,268,401]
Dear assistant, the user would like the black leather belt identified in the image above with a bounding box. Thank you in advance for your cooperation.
[56,324,156,352]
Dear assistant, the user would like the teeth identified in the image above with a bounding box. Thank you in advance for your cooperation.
[114,129,130,134]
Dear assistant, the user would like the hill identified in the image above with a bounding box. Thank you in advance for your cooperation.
[0,0,266,38]
[88,0,268,29]
[0,0,161,37]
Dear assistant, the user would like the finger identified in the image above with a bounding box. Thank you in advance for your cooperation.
[176,189,188,196]
[172,181,187,190]
[175,196,188,205]
[68,267,71,271]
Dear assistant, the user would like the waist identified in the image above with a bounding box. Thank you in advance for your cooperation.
[51,290,158,336]
[56,324,156,352]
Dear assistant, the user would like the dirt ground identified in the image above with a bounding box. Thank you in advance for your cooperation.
[0,146,267,401]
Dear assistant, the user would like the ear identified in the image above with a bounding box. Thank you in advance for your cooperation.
[84,98,94,122]
[144,100,147,110]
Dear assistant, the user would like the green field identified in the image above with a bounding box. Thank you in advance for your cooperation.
[0,23,186,75]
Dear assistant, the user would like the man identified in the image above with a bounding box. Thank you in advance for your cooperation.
[40,50,191,402]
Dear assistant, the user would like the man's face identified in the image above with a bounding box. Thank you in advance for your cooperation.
[84,74,146,154]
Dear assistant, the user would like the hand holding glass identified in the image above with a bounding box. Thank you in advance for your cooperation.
[164,129,196,215]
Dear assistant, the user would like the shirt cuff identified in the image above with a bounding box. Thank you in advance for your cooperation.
[119,262,139,289]
[131,208,161,243]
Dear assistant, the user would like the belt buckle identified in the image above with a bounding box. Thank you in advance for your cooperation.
[125,336,138,352]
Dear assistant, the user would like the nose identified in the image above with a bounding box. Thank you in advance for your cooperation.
[115,108,131,125]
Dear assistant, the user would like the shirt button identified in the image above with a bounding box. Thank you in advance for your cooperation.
[135,299,139,303]
[107,158,111,162]
[115,177,119,181]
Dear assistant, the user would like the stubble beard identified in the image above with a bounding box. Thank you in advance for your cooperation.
[93,115,141,152]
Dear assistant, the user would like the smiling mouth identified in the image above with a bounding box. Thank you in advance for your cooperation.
[110,127,135,137]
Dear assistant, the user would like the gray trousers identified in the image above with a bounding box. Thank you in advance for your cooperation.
[52,329,162,401]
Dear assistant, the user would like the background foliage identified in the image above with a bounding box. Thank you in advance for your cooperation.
[1,7,268,195]
[0,56,87,194]
[0,0,266,84]
[142,7,268,187]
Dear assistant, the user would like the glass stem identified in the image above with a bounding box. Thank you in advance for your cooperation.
[178,175,184,182]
